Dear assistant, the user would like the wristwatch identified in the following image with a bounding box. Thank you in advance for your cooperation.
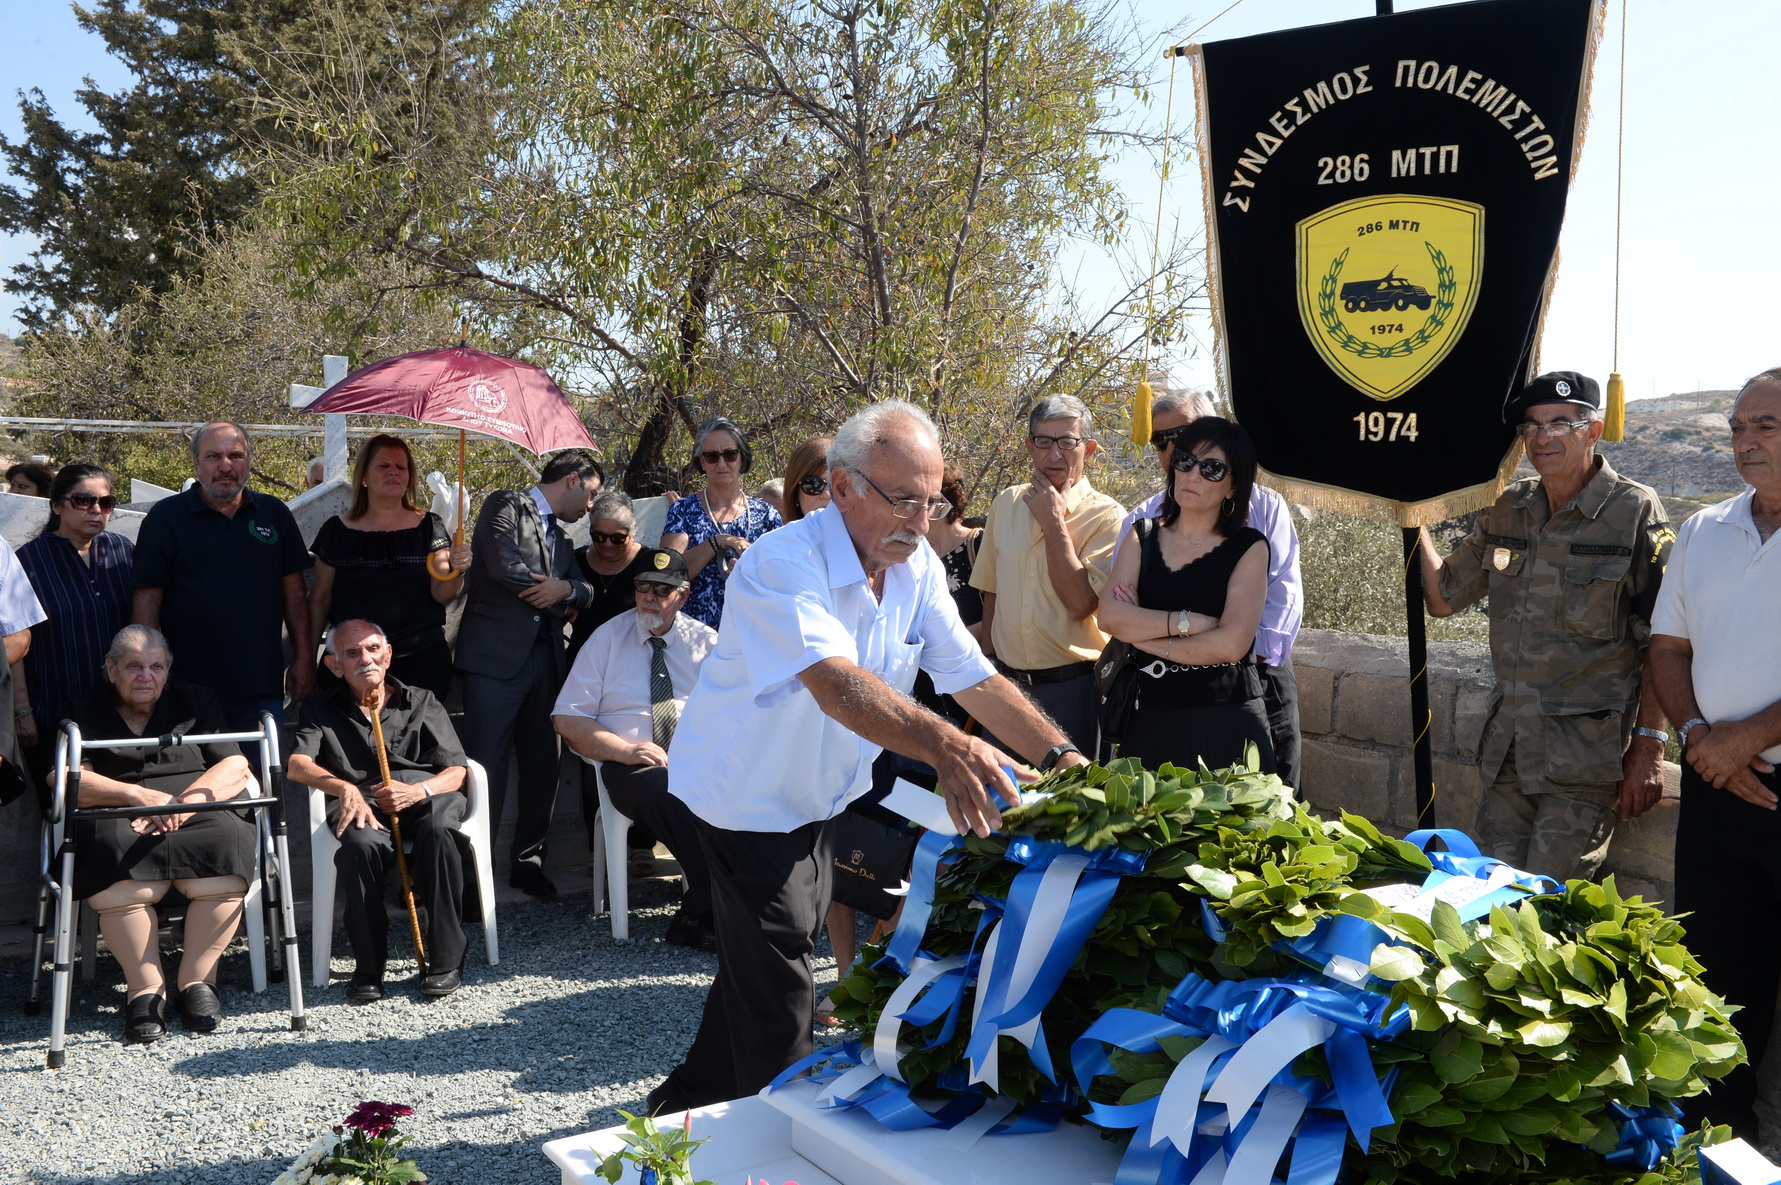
[1175,609,1192,637]
[1631,726,1668,744]
[1678,717,1710,748]
[1039,743,1081,774]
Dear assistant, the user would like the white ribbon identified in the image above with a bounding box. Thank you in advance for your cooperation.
[1150,1034,1237,1154]
[873,954,966,1084]
[817,1049,892,1106]
[1188,1149,1229,1185]
[966,850,1091,1091]
[1224,1085,1310,1185]
[1203,1003,1335,1120]
[932,1094,1020,1150]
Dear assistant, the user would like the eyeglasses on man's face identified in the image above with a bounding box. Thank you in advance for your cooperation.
[1515,418,1593,440]
[699,448,741,465]
[1171,453,1229,482]
[797,474,829,496]
[1029,434,1084,452]
[855,471,952,521]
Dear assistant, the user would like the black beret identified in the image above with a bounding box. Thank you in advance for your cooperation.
[1509,370,1601,417]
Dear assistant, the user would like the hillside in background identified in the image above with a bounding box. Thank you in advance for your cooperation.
[1600,389,1745,520]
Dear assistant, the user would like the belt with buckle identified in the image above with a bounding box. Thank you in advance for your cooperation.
[997,660,1094,686]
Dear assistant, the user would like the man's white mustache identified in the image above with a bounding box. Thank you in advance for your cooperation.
[883,529,922,547]
[354,663,381,677]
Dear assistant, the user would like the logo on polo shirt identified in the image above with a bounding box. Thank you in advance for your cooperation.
[248,518,278,545]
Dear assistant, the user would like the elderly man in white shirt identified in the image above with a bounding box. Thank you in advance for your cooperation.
[552,548,718,950]
[647,400,1087,1114]
[0,538,46,807]
[1649,368,1781,1142]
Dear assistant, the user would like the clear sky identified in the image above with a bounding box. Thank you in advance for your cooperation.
[3,0,1775,404]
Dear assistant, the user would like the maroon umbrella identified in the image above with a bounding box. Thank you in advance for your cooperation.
[305,345,597,541]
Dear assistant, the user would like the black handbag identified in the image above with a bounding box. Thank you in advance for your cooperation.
[830,809,919,920]
[1096,518,1153,742]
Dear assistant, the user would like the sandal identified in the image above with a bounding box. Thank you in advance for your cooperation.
[815,994,846,1028]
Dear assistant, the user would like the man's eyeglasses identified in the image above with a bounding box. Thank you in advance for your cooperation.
[1029,434,1084,452]
[699,448,742,465]
[1515,419,1593,440]
[590,530,630,545]
[798,474,829,496]
[1150,426,1190,450]
[1171,453,1229,482]
[64,492,118,512]
[856,471,952,521]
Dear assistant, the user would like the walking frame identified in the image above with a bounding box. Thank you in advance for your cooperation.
[26,711,307,1068]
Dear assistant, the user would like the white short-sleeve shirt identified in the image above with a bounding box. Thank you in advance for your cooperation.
[0,540,47,636]
[668,504,996,832]
[1650,488,1781,763]
[551,609,717,745]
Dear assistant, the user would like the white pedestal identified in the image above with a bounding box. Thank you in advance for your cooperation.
[761,1077,1124,1185]
[541,1095,843,1185]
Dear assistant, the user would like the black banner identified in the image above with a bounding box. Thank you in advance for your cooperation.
[1191,0,1601,520]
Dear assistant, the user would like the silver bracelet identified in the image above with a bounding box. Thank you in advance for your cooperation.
[1631,726,1668,744]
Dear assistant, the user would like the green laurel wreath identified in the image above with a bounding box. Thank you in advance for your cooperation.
[1316,242,1458,359]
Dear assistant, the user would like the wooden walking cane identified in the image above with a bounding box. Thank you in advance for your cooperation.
[366,690,427,978]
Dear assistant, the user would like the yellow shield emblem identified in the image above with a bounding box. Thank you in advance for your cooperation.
[1296,194,1484,402]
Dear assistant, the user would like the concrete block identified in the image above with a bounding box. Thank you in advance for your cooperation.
[1448,684,1495,761]
[1,490,145,549]
[287,479,353,548]
[1300,739,1392,822]
[1431,760,1484,840]
[1603,763,1680,884]
[1337,671,1413,747]
[1296,661,1334,735]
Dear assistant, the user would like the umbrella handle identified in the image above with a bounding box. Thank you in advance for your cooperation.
[455,428,467,547]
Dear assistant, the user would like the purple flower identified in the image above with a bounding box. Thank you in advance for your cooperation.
[343,1100,415,1138]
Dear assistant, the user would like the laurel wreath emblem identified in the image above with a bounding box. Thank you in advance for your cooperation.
[1316,242,1458,359]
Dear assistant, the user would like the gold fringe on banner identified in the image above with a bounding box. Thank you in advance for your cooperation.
[1186,46,1232,408]
[1257,438,1524,529]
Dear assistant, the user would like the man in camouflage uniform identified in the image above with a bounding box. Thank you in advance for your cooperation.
[1418,371,1672,880]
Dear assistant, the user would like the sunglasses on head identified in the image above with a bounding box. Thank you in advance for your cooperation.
[798,474,829,496]
[699,448,741,465]
[64,492,118,512]
[1171,452,1229,482]
[590,530,630,545]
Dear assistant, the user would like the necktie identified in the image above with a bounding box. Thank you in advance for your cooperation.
[648,636,677,750]
[543,512,558,567]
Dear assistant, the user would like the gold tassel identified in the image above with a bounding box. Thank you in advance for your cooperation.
[1604,372,1625,442]
[1132,378,1154,453]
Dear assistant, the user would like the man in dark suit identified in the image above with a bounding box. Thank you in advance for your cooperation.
[456,450,601,896]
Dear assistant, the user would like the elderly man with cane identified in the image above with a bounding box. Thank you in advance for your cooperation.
[648,400,1087,1116]
[288,619,471,1002]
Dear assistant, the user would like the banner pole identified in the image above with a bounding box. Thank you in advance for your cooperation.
[1372,0,1434,826]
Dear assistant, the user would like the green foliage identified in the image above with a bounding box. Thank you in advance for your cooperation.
[595,1110,714,1185]
[830,756,1741,1185]
[1295,507,1489,643]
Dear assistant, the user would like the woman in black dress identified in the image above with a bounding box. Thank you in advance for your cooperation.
[72,625,255,1043]
[1097,417,1275,773]
[567,491,652,663]
[307,434,473,696]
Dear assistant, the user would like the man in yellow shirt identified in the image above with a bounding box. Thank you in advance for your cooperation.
[971,395,1125,756]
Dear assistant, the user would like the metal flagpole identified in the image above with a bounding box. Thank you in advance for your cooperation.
[1372,0,1436,825]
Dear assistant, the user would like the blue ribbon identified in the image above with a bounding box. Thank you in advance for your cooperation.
[878,829,970,976]
[1601,1100,1684,1171]
[767,1041,1064,1136]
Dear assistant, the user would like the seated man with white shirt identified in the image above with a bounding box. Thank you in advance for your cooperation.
[552,548,718,949]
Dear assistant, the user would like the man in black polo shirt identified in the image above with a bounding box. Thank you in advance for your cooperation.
[132,421,313,733]
[288,618,470,1000]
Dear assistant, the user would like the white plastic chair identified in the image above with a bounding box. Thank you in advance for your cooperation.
[585,759,635,941]
[307,758,499,988]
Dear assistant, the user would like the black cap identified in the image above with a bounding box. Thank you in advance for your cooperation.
[633,547,689,589]
[1510,370,1601,417]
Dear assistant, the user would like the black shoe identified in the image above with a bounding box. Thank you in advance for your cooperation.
[419,966,462,997]
[346,972,384,1003]
[124,993,167,1044]
[665,909,717,952]
[177,982,222,1033]
[509,865,557,898]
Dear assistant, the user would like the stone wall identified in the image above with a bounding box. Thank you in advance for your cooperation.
[1290,628,1678,904]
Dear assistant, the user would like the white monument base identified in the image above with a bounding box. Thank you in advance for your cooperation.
[542,1078,1125,1185]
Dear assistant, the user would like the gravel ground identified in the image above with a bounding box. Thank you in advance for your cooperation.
[0,879,849,1185]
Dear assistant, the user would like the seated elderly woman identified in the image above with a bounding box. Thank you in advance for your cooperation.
[68,624,254,1044]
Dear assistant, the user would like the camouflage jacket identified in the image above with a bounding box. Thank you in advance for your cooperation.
[1439,457,1671,787]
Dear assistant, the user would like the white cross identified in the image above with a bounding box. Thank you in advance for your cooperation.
[288,355,351,483]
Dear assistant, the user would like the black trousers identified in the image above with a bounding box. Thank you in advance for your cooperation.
[331,792,468,977]
[1259,660,1302,793]
[660,816,835,1108]
[1675,761,1781,1139]
[459,635,563,871]
[979,668,1100,762]
[597,761,713,921]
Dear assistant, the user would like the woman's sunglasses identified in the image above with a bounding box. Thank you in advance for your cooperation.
[699,448,742,465]
[1171,453,1229,482]
[797,474,829,496]
[590,530,630,545]
[64,492,118,512]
